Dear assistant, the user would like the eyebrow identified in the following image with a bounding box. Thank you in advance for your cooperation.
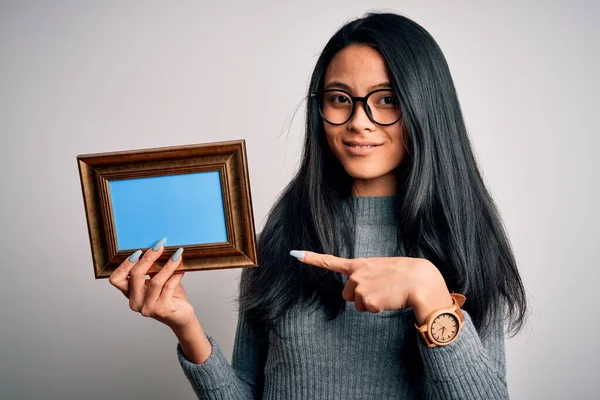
[323,81,392,91]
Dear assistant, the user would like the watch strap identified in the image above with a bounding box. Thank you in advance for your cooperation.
[451,293,466,323]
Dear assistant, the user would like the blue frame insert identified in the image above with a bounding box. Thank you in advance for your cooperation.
[108,170,228,251]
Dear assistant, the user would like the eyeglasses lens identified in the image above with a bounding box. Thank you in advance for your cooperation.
[318,90,401,125]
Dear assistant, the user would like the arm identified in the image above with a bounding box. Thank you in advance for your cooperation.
[108,242,264,399]
[288,251,509,398]
[417,308,509,399]
[176,310,267,400]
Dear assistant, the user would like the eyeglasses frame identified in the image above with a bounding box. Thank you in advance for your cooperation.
[310,88,402,126]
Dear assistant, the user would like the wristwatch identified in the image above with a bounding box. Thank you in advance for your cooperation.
[414,293,466,348]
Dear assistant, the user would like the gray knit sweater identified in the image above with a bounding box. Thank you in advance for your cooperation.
[176,195,509,399]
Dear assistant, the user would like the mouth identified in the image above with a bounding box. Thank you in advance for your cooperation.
[343,140,384,148]
[343,141,384,155]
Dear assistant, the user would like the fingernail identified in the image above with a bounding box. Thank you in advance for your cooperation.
[290,250,305,259]
[128,250,142,263]
[171,247,184,262]
[152,238,167,251]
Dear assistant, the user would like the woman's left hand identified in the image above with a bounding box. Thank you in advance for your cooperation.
[291,250,453,325]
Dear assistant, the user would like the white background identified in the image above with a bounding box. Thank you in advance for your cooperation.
[0,1,598,399]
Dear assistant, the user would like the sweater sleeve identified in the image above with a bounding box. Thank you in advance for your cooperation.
[417,308,509,399]
[176,311,267,400]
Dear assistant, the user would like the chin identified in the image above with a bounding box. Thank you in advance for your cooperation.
[343,164,387,180]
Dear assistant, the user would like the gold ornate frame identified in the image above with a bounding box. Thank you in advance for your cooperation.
[77,139,258,279]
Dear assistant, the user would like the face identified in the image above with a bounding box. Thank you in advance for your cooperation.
[321,44,407,196]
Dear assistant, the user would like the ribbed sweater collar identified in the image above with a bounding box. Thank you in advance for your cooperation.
[348,194,398,224]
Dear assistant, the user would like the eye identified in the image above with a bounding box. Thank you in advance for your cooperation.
[329,94,351,104]
[377,94,400,108]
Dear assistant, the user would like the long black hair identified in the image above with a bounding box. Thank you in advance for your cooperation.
[239,11,528,341]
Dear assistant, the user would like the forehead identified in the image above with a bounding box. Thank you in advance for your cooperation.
[324,44,390,90]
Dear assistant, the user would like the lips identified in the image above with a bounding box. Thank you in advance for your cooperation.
[343,141,383,156]
[343,140,384,147]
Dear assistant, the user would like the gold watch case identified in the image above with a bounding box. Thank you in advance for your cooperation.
[430,311,461,344]
[415,293,466,348]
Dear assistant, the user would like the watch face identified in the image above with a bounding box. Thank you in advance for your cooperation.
[430,312,459,343]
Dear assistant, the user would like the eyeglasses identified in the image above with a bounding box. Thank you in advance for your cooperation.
[310,88,402,126]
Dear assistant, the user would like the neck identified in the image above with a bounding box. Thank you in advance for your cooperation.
[350,172,398,196]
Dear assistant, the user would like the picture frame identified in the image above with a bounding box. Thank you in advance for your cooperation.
[77,139,258,279]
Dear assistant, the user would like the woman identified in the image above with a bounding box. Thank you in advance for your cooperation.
[109,11,527,399]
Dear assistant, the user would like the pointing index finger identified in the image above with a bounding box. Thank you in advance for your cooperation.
[290,250,354,275]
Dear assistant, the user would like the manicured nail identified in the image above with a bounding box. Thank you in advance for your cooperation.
[128,250,142,263]
[152,238,167,251]
[290,250,305,259]
[171,247,184,262]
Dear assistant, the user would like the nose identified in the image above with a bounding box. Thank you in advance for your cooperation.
[348,100,374,129]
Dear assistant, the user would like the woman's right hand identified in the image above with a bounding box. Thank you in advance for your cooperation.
[108,238,195,332]
[109,238,213,364]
